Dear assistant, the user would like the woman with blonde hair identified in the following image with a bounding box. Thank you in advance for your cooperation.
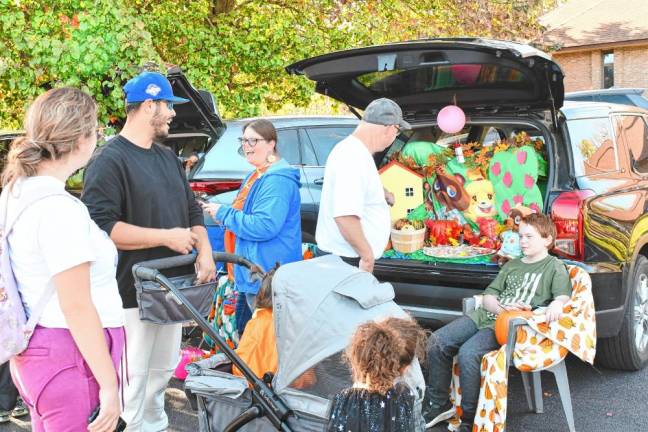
[1,88,124,432]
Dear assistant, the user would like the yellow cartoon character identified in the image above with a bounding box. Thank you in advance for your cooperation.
[464,179,497,223]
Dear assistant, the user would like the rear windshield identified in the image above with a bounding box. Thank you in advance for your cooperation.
[628,94,648,110]
[356,64,526,98]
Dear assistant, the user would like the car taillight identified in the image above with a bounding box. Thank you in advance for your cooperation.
[189,180,242,195]
[551,190,594,261]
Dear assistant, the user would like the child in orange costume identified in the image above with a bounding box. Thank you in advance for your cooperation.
[188,264,315,388]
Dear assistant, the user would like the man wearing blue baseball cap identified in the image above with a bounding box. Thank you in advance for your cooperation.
[82,71,216,431]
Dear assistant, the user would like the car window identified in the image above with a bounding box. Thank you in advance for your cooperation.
[303,127,355,166]
[600,95,633,106]
[565,95,595,102]
[618,115,648,174]
[276,129,300,165]
[193,124,252,176]
[166,134,210,159]
[482,127,501,146]
[628,95,648,110]
[381,134,410,165]
[299,129,317,166]
[567,118,618,177]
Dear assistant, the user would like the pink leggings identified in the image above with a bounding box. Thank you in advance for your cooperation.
[10,326,124,432]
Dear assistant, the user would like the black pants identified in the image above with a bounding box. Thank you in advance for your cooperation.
[314,247,361,267]
[0,362,18,412]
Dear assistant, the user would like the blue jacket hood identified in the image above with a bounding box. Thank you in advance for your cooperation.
[263,158,301,186]
[215,156,303,295]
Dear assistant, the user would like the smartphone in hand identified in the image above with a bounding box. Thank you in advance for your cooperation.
[88,406,127,432]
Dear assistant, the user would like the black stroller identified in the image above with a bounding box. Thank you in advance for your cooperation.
[133,253,426,432]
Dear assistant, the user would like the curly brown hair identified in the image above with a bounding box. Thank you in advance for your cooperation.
[345,316,427,395]
[382,316,429,363]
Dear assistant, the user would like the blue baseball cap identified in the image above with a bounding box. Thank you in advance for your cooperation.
[123,72,190,104]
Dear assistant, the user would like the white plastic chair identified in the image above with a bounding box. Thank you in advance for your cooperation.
[462,296,576,432]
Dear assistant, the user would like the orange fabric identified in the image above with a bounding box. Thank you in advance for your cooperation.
[232,308,278,379]
[224,167,268,279]
[292,368,318,389]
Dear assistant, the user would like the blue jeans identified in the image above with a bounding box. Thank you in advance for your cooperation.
[425,316,499,422]
[235,292,257,336]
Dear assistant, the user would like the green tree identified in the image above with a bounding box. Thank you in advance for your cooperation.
[0,0,160,128]
[0,0,557,127]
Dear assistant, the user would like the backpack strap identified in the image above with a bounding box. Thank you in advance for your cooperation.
[1,181,76,329]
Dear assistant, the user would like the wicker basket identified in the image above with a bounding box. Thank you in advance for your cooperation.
[390,227,426,253]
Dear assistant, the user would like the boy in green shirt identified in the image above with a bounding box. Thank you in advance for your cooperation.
[423,213,572,431]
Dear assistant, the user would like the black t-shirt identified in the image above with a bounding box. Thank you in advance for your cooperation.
[81,135,204,308]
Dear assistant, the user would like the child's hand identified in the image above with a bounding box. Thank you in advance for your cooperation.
[500,301,532,312]
[545,301,564,322]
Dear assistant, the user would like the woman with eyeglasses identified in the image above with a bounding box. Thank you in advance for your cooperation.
[201,119,302,335]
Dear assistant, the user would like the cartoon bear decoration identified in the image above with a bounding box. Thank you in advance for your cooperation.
[420,171,470,224]
[496,204,534,266]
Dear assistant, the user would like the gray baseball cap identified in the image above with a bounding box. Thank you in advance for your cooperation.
[362,98,411,130]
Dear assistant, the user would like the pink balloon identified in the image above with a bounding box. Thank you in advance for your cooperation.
[437,105,466,134]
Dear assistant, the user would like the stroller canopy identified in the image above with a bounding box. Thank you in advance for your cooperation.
[271,255,409,393]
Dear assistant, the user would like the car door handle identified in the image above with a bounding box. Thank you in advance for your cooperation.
[313,178,324,186]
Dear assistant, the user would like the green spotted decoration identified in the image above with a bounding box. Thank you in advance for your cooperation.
[488,145,543,220]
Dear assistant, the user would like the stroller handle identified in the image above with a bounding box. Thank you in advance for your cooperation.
[131,252,295,431]
[132,252,264,282]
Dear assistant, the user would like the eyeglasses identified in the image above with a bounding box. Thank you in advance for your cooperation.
[237,137,266,147]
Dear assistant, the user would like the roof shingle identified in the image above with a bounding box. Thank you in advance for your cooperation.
[539,0,648,49]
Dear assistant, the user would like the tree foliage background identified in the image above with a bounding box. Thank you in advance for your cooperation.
[0,0,557,129]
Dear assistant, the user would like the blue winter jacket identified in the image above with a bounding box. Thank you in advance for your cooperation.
[215,159,302,294]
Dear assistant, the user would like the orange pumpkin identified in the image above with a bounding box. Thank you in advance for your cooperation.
[494,310,533,345]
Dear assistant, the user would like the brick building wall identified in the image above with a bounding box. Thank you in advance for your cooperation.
[553,44,648,92]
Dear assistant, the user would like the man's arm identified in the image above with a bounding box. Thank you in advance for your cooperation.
[334,215,375,272]
[191,225,216,283]
[109,222,197,253]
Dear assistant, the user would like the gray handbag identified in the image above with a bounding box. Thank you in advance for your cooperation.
[135,274,216,324]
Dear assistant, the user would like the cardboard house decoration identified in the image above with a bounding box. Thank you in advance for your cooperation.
[379,160,425,221]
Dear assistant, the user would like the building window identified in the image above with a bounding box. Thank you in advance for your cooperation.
[405,187,414,197]
[603,51,614,89]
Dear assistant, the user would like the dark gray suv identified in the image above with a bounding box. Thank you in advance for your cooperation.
[288,38,648,371]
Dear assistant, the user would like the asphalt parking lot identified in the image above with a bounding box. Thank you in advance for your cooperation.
[3,354,647,432]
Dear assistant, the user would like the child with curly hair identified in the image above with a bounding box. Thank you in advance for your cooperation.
[327,317,427,432]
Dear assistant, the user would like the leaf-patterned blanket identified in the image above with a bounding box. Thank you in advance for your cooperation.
[447,265,596,431]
